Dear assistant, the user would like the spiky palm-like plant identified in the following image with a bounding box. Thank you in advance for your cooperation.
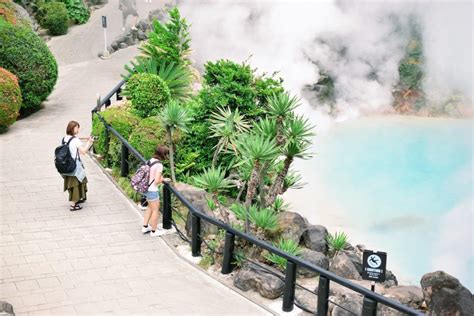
[159,100,192,183]
[124,59,193,101]
[237,133,279,206]
[265,238,302,271]
[266,115,314,206]
[209,107,250,166]
[266,92,300,145]
[193,166,235,198]
[194,166,235,223]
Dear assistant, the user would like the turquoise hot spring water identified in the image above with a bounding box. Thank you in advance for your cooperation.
[285,115,473,290]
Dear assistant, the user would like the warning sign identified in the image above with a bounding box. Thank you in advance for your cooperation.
[362,250,387,282]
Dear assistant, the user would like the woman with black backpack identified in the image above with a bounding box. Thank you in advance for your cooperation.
[61,121,95,211]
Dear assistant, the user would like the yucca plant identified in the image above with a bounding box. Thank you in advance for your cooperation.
[253,118,277,140]
[265,238,302,271]
[159,100,193,183]
[193,166,235,199]
[266,115,314,206]
[283,169,305,191]
[236,133,279,231]
[273,196,289,213]
[326,232,349,257]
[206,198,217,211]
[249,207,278,232]
[209,107,250,166]
[229,203,247,222]
[266,92,300,145]
[124,59,193,101]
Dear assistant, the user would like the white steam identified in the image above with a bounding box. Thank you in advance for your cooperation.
[177,0,473,117]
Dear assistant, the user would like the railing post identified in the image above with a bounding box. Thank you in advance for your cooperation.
[317,275,330,315]
[282,260,297,312]
[362,296,378,316]
[104,99,111,108]
[162,185,172,230]
[116,88,122,101]
[221,231,235,274]
[104,127,110,166]
[191,214,201,257]
[120,143,129,177]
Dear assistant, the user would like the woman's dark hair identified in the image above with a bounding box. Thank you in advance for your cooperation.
[66,121,80,136]
[153,145,169,160]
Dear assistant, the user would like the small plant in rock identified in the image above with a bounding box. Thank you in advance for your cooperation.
[249,207,278,233]
[265,238,302,271]
[326,231,349,257]
[230,203,247,222]
[206,198,217,212]
[272,196,289,213]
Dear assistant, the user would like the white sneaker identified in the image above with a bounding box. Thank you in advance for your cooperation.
[150,229,165,237]
[141,225,152,233]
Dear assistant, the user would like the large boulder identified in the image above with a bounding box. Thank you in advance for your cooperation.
[178,183,218,237]
[330,253,361,280]
[341,249,362,275]
[234,262,284,299]
[295,288,318,313]
[330,293,362,316]
[303,225,328,254]
[383,270,399,288]
[383,286,423,309]
[298,248,329,278]
[421,271,474,315]
[276,211,308,243]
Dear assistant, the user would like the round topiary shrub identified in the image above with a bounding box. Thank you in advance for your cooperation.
[0,20,58,113]
[38,1,68,35]
[124,73,171,118]
[0,67,22,132]
[128,116,168,160]
[91,107,140,162]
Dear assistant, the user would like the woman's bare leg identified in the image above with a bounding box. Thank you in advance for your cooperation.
[149,200,160,231]
[143,203,152,227]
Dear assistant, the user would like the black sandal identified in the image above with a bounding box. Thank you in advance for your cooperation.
[70,204,82,211]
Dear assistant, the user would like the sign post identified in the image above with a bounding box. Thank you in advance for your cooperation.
[100,16,111,59]
[361,250,387,292]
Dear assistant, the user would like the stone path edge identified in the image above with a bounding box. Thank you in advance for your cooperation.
[88,153,277,316]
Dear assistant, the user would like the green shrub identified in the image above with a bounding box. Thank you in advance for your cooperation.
[91,107,140,161]
[62,0,89,24]
[0,67,22,132]
[38,1,68,35]
[265,238,302,271]
[326,232,348,257]
[128,116,167,160]
[124,73,171,118]
[0,20,58,113]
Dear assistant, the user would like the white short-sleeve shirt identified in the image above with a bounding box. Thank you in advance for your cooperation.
[63,135,81,160]
[148,158,163,192]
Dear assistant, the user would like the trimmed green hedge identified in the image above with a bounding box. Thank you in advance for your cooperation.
[38,1,69,35]
[0,67,22,132]
[91,107,140,161]
[124,73,171,118]
[128,116,167,160]
[0,20,58,114]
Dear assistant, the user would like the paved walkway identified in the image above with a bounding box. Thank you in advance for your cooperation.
[0,1,269,315]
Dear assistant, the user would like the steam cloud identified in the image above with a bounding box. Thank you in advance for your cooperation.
[176,0,473,118]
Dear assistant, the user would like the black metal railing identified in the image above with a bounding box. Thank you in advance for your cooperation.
[91,81,423,316]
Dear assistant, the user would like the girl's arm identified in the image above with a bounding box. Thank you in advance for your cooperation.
[154,171,163,185]
[78,137,94,155]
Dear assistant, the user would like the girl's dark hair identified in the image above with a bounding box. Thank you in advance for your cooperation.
[154,145,169,160]
[66,121,80,136]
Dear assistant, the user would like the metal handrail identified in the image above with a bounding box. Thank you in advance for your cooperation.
[91,80,423,316]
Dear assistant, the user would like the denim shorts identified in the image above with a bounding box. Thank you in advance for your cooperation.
[145,190,159,202]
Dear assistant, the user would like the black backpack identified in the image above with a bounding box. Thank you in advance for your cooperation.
[54,137,78,174]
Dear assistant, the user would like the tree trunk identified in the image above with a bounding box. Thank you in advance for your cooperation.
[258,162,270,208]
[236,181,246,202]
[167,128,176,184]
[245,162,260,207]
[266,156,293,206]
